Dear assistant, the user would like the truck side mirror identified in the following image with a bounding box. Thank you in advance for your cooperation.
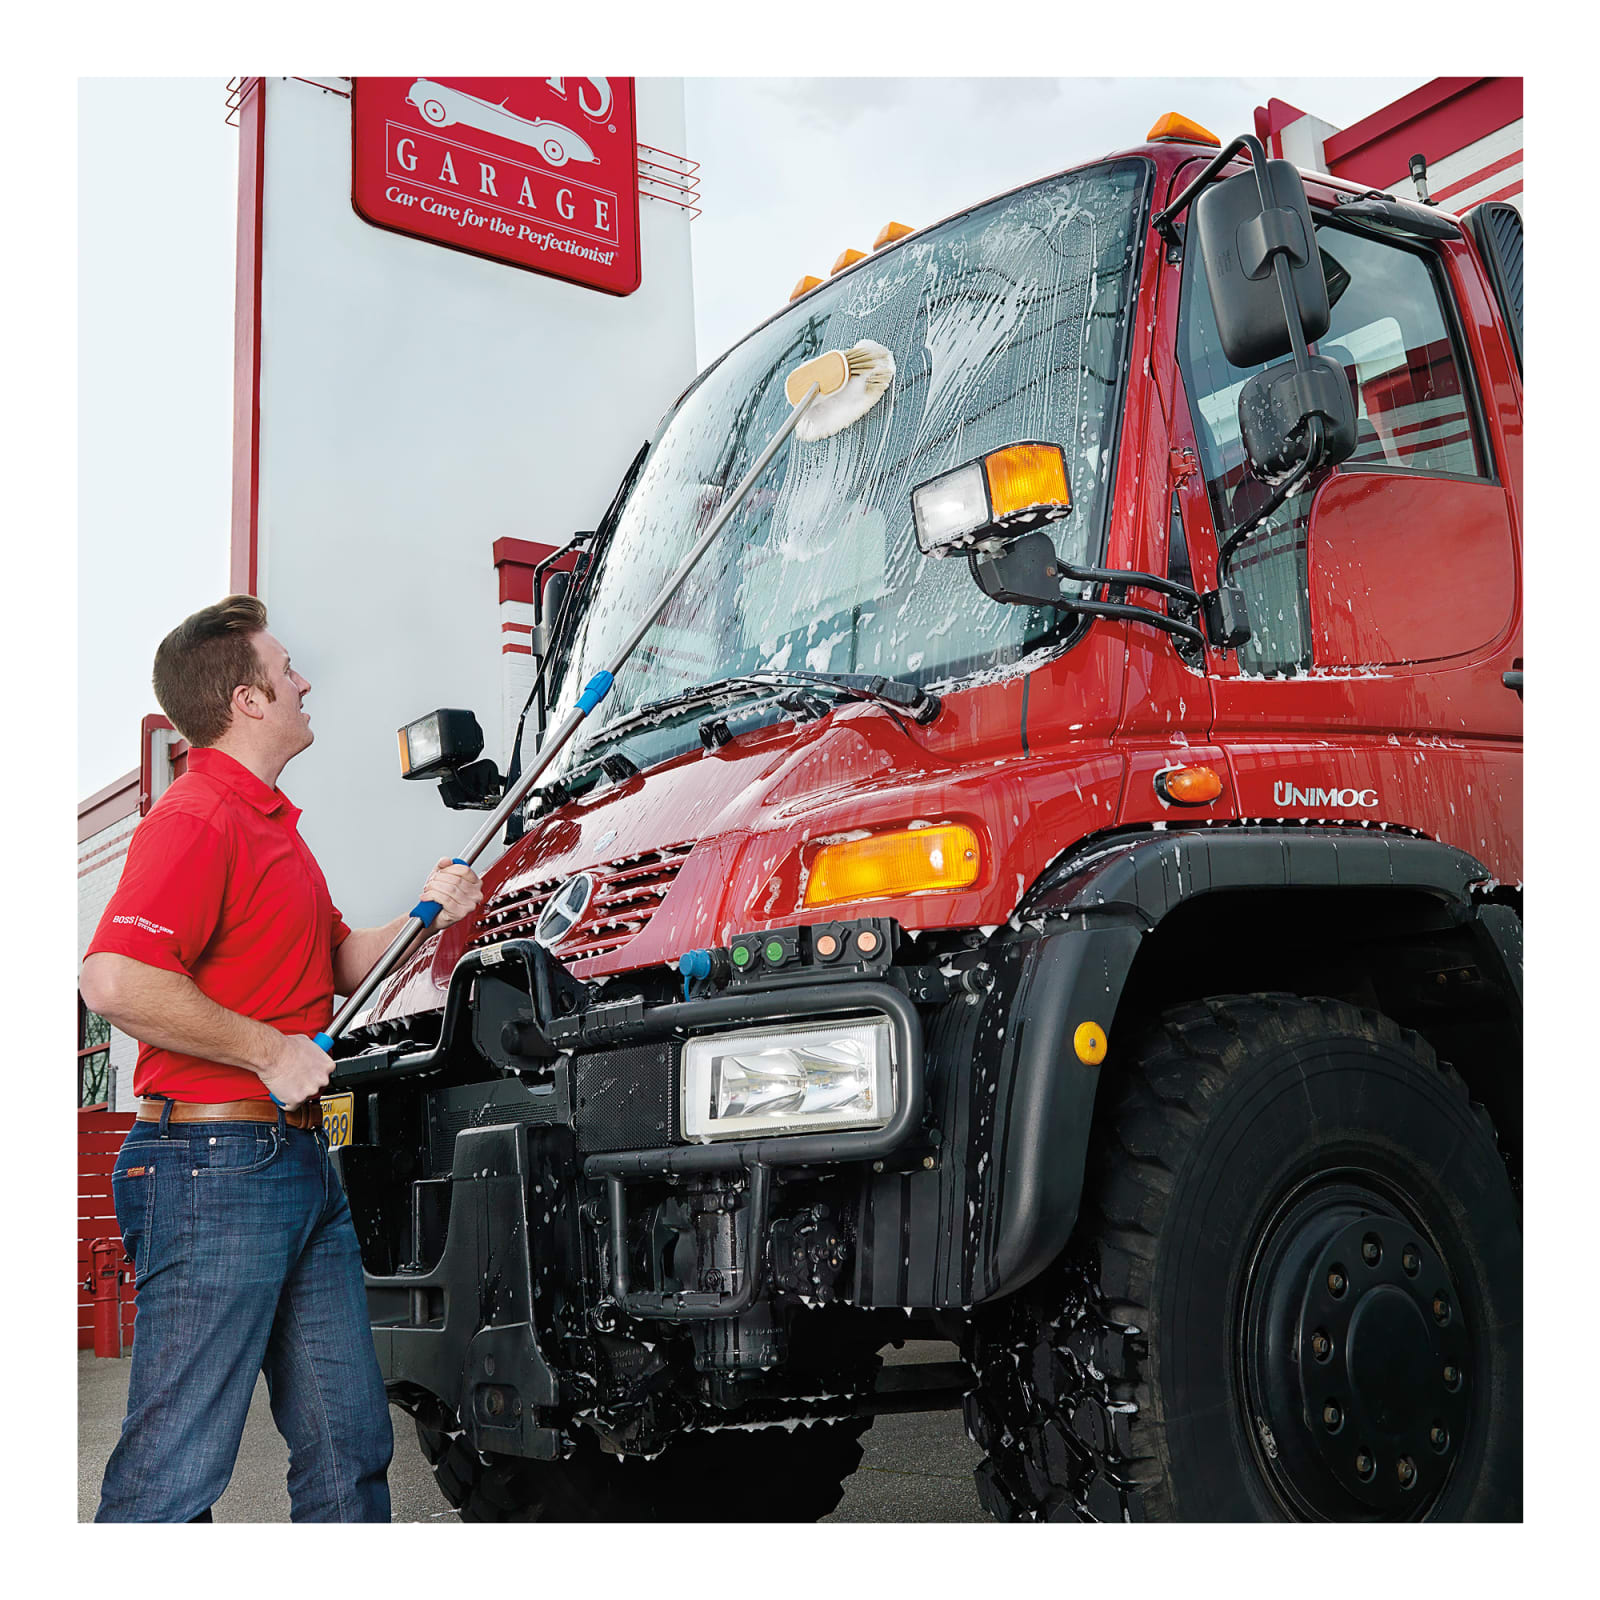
[1193,160,1331,366]
[1237,355,1357,479]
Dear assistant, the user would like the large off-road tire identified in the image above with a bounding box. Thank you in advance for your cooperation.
[963,995,1521,1521]
[414,1412,872,1523]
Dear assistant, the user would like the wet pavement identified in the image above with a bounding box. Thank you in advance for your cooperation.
[78,1340,985,1522]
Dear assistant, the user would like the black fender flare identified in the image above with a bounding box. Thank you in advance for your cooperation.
[965,825,1518,1304]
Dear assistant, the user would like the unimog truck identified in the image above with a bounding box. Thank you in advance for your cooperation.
[326,118,1524,1521]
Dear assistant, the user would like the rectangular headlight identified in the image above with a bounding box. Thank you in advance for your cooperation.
[397,708,484,780]
[681,1018,895,1142]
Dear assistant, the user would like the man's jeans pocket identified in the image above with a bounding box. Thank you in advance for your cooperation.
[190,1125,283,1177]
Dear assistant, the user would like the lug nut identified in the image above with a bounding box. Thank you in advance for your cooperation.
[1432,1294,1451,1324]
[1430,1425,1449,1452]
[1355,1450,1375,1481]
[1443,1364,1461,1390]
[1323,1402,1342,1430]
[1328,1268,1347,1297]
[1362,1235,1382,1266]
[1402,1246,1421,1276]
[1397,1456,1417,1489]
[1311,1330,1333,1361]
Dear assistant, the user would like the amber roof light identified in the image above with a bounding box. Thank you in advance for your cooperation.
[1148,113,1220,147]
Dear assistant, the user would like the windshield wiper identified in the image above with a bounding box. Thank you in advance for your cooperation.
[579,669,940,755]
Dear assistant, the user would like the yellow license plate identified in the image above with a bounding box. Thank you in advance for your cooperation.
[321,1092,354,1148]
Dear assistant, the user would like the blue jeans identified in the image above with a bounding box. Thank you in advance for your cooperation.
[95,1107,393,1522]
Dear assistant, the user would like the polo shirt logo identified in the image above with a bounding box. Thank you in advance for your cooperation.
[112,914,176,936]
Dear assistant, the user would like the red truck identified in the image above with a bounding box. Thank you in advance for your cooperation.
[328,115,1523,1521]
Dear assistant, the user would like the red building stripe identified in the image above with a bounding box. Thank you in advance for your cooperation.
[79,846,130,881]
[1433,147,1523,204]
[1477,179,1523,207]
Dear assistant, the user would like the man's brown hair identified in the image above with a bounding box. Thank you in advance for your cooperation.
[152,595,274,747]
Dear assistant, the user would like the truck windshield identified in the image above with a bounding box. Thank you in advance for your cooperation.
[548,158,1150,767]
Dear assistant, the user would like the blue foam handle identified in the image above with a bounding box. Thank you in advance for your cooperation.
[576,670,614,715]
[410,857,470,927]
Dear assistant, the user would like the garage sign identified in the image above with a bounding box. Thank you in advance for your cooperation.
[351,78,641,296]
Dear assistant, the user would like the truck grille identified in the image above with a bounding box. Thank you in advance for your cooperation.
[469,843,694,964]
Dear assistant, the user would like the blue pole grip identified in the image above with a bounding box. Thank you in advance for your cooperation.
[576,670,614,716]
[409,857,470,927]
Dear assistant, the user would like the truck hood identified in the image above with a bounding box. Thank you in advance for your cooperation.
[362,683,1127,1026]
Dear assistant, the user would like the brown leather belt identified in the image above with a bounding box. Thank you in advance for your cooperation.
[138,1098,322,1131]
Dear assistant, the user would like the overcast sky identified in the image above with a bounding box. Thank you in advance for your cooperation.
[77,75,1427,798]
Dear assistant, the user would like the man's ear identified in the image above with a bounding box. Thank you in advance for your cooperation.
[231,682,266,724]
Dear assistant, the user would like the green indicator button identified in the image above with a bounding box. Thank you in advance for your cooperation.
[731,945,752,967]
[764,940,786,965]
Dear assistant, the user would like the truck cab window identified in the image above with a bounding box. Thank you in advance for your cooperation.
[1314,226,1484,479]
[1179,218,1486,676]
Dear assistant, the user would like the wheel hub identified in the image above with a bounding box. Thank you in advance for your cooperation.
[1297,1217,1470,1512]
[1242,1184,1472,1519]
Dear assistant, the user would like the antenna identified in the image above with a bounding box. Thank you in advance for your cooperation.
[1408,153,1436,207]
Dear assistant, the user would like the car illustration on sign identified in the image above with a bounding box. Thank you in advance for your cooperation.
[404,79,598,168]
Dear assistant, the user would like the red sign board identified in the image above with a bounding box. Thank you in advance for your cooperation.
[351,78,641,296]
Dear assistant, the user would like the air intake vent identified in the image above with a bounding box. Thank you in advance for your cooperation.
[470,844,694,964]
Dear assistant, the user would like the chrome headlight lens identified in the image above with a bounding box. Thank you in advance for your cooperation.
[681,1018,895,1142]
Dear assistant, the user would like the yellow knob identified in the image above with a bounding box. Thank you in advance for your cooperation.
[1073,1021,1107,1066]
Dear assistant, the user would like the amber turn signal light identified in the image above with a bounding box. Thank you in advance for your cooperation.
[1155,765,1224,806]
[984,444,1071,522]
[789,273,824,302]
[804,823,981,908]
[873,220,914,250]
[829,247,867,276]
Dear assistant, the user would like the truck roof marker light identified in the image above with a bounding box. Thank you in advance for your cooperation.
[1155,765,1224,805]
[912,441,1071,556]
[789,273,823,302]
[830,247,867,276]
[873,221,913,250]
[803,823,981,909]
[1148,113,1220,147]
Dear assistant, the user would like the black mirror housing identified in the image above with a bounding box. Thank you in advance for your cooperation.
[1194,160,1331,366]
[1237,355,1357,479]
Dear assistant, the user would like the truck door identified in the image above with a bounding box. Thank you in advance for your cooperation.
[1171,183,1523,883]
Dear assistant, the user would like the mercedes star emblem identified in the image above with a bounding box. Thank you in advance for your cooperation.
[535,872,595,949]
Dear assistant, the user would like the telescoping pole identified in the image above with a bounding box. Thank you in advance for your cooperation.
[318,382,826,1048]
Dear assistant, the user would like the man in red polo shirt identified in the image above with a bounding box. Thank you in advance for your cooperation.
[81,595,481,1522]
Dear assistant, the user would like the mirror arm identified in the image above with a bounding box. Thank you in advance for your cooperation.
[1215,428,1323,580]
[1054,558,1199,610]
[1153,132,1277,239]
[1048,596,1205,649]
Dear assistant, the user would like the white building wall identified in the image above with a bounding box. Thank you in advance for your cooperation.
[78,812,142,1112]
[252,77,697,928]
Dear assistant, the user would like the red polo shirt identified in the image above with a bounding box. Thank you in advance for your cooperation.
[86,746,351,1102]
